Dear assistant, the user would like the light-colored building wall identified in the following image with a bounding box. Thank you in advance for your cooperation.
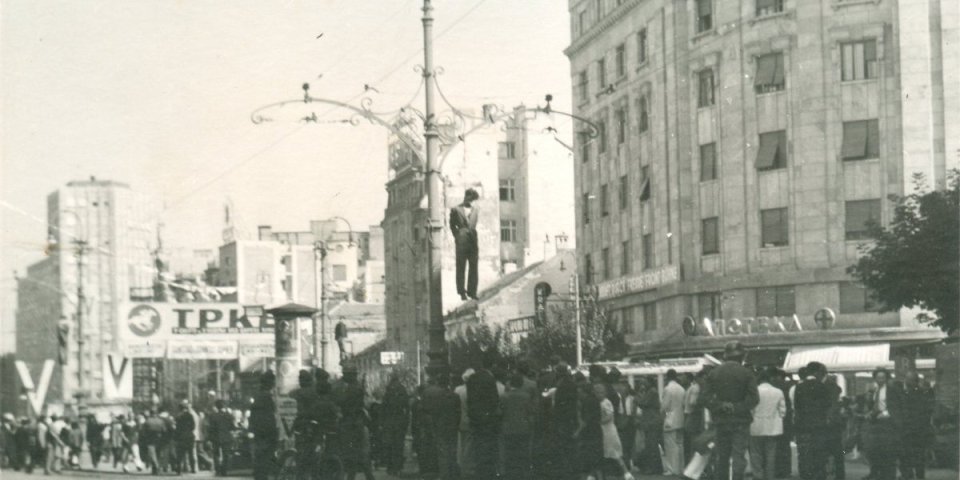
[565,0,955,355]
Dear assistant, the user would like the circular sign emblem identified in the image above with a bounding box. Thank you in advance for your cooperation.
[814,307,836,330]
[127,305,161,337]
[681,316,697,336]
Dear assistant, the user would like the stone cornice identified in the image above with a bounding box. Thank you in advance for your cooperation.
[565,0,645,58]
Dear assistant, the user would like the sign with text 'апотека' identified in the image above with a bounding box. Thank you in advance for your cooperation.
[119,302,275,359]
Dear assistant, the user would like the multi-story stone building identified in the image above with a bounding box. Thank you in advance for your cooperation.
[16,178,158,406]
[382,108,577,370]
[565,0,955,361]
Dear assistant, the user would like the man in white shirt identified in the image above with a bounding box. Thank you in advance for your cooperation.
[661,369,686,476]
[866,368,897,480]
[749,367,786,480]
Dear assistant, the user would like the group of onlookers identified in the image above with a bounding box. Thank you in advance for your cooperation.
[0,397,249,476]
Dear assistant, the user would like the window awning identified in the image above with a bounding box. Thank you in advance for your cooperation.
[639,177,651,201]
[783,344,892,373]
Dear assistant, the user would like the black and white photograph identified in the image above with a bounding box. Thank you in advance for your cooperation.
[1,1,958,480]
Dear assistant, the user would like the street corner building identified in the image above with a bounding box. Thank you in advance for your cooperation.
[564,0,957,371]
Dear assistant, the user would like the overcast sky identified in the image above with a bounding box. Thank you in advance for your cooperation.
[0,1,573,352]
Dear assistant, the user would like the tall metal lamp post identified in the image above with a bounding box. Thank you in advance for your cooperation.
[312,216,354,370]
[250,0,599,382]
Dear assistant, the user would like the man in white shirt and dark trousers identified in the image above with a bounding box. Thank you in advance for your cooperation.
[864,368,897,480]
[660,369,686,476]
[749,367,786,480]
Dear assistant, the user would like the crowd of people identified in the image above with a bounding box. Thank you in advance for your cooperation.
[0,397,251,476]
[0,341,940,480]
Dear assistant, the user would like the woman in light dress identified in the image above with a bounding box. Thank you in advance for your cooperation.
[593,382,633,480]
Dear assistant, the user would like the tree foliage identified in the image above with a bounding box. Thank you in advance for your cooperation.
[848,172,959,335]
[447,324,519,378]
[519,301,627,368]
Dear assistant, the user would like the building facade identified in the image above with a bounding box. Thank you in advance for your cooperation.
[16,178,158,405]
[565,0,955,358]
[382,108,577,371]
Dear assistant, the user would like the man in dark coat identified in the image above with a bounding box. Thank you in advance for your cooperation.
[466,360,501,480]
[380,373,409,477]
[449,188,480,300]
[208,401,235,477]
[249,371,278,480]
[794,362,833,480]
[175,401,198,474]
[141,410,168,475]
[336,365,375,480]
[891,371,934,480]
[702,341,759,480]
[290,370,321,480]
[422,372,461,480]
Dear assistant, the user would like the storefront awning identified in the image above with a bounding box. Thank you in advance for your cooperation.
[783,344,892,373]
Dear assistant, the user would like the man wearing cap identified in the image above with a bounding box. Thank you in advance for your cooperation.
[449,188,480,300]
[702,341,759,480]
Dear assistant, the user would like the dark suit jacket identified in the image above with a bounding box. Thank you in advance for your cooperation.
[449,205,479,250]
[466,369,501,434]
[793,378,833,433]
[702,361,759,426]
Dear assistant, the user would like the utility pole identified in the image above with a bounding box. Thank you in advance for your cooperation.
[313,242,328,369]
[422,0,447,381]
[73,239,88,401]
[573,273,582,368]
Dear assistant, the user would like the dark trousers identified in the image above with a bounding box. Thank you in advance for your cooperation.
[436,433,458,480]
[827,428,845,480]
[383,427,406,475]
[619,425,636,468]
[144,444,160,475]
[714,424,749,480]
[471,430,498,480]
[455,246,478,298]
[502,433,531,480]
[899,443,926,480]
[797,431,828,480]
[774,432,792,478]
[749,435,778,480]
[252,440,276,480]
[211,441,229,476]
[176,439,196,474]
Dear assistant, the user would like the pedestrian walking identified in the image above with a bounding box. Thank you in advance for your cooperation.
[596,380,631,480]
[701,341,759,480]
[336,364,376,480]
[824,375,845,480]
[892,371,934,480]
[794,361,833,480]
[16,418,37,473]
[467,359,502,480]
[661,369,686,475]
[749,367,786,480]
[684,369,706,464]
[250,371,278,480]
[67,421,84,468]
[86,414,105,469]
[635,377,663,475]
[548,362,579,480]
[208,401,235,476]
[381,372,410,477]
[176,401,198,474]
[423,373,461,480]
[577,369,603,480]
[3,413,18,470]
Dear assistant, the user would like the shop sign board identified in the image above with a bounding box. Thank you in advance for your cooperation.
[596,265,680,300]
[681,314,805,337]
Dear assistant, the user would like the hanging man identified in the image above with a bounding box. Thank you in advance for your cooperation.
[449,188,480,300]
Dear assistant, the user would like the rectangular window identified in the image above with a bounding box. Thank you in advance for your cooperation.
[702,217,719,254]
[698,68,715,107]
[754,52,785,93]
[598,58,607,90]
[755,0,784,17]
[601,184,610,216]
[602,247,611,280]
[582,193,591,224]
[585,254,593,285]
[638,96,649,133]
[698,292,722,320]
[696,0,713,33]
[621,240,631,275]
[500,219,518,242]
[623,307,635,334]
[841,119,880,160]
[333,265,348,282]
[839,282,880,313]
[761,207,789,247]
[845,199,881,240]
[498,141,516,159]
[637,29,648,64]
[578,71,589,104]
[700,142,717,181]
[841,40,878,81]
[639,165,651,201]
[642,233,653,269]
[756,286,796,317]
[579,132,590,163]
[619,175,629,210]
[499,179,516,202]
[755,130,787,170]
[579,10,587,35]
[616,43,627,78]
[598,119,608,153]
[643,302,657,331]
[615,107,627,144]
